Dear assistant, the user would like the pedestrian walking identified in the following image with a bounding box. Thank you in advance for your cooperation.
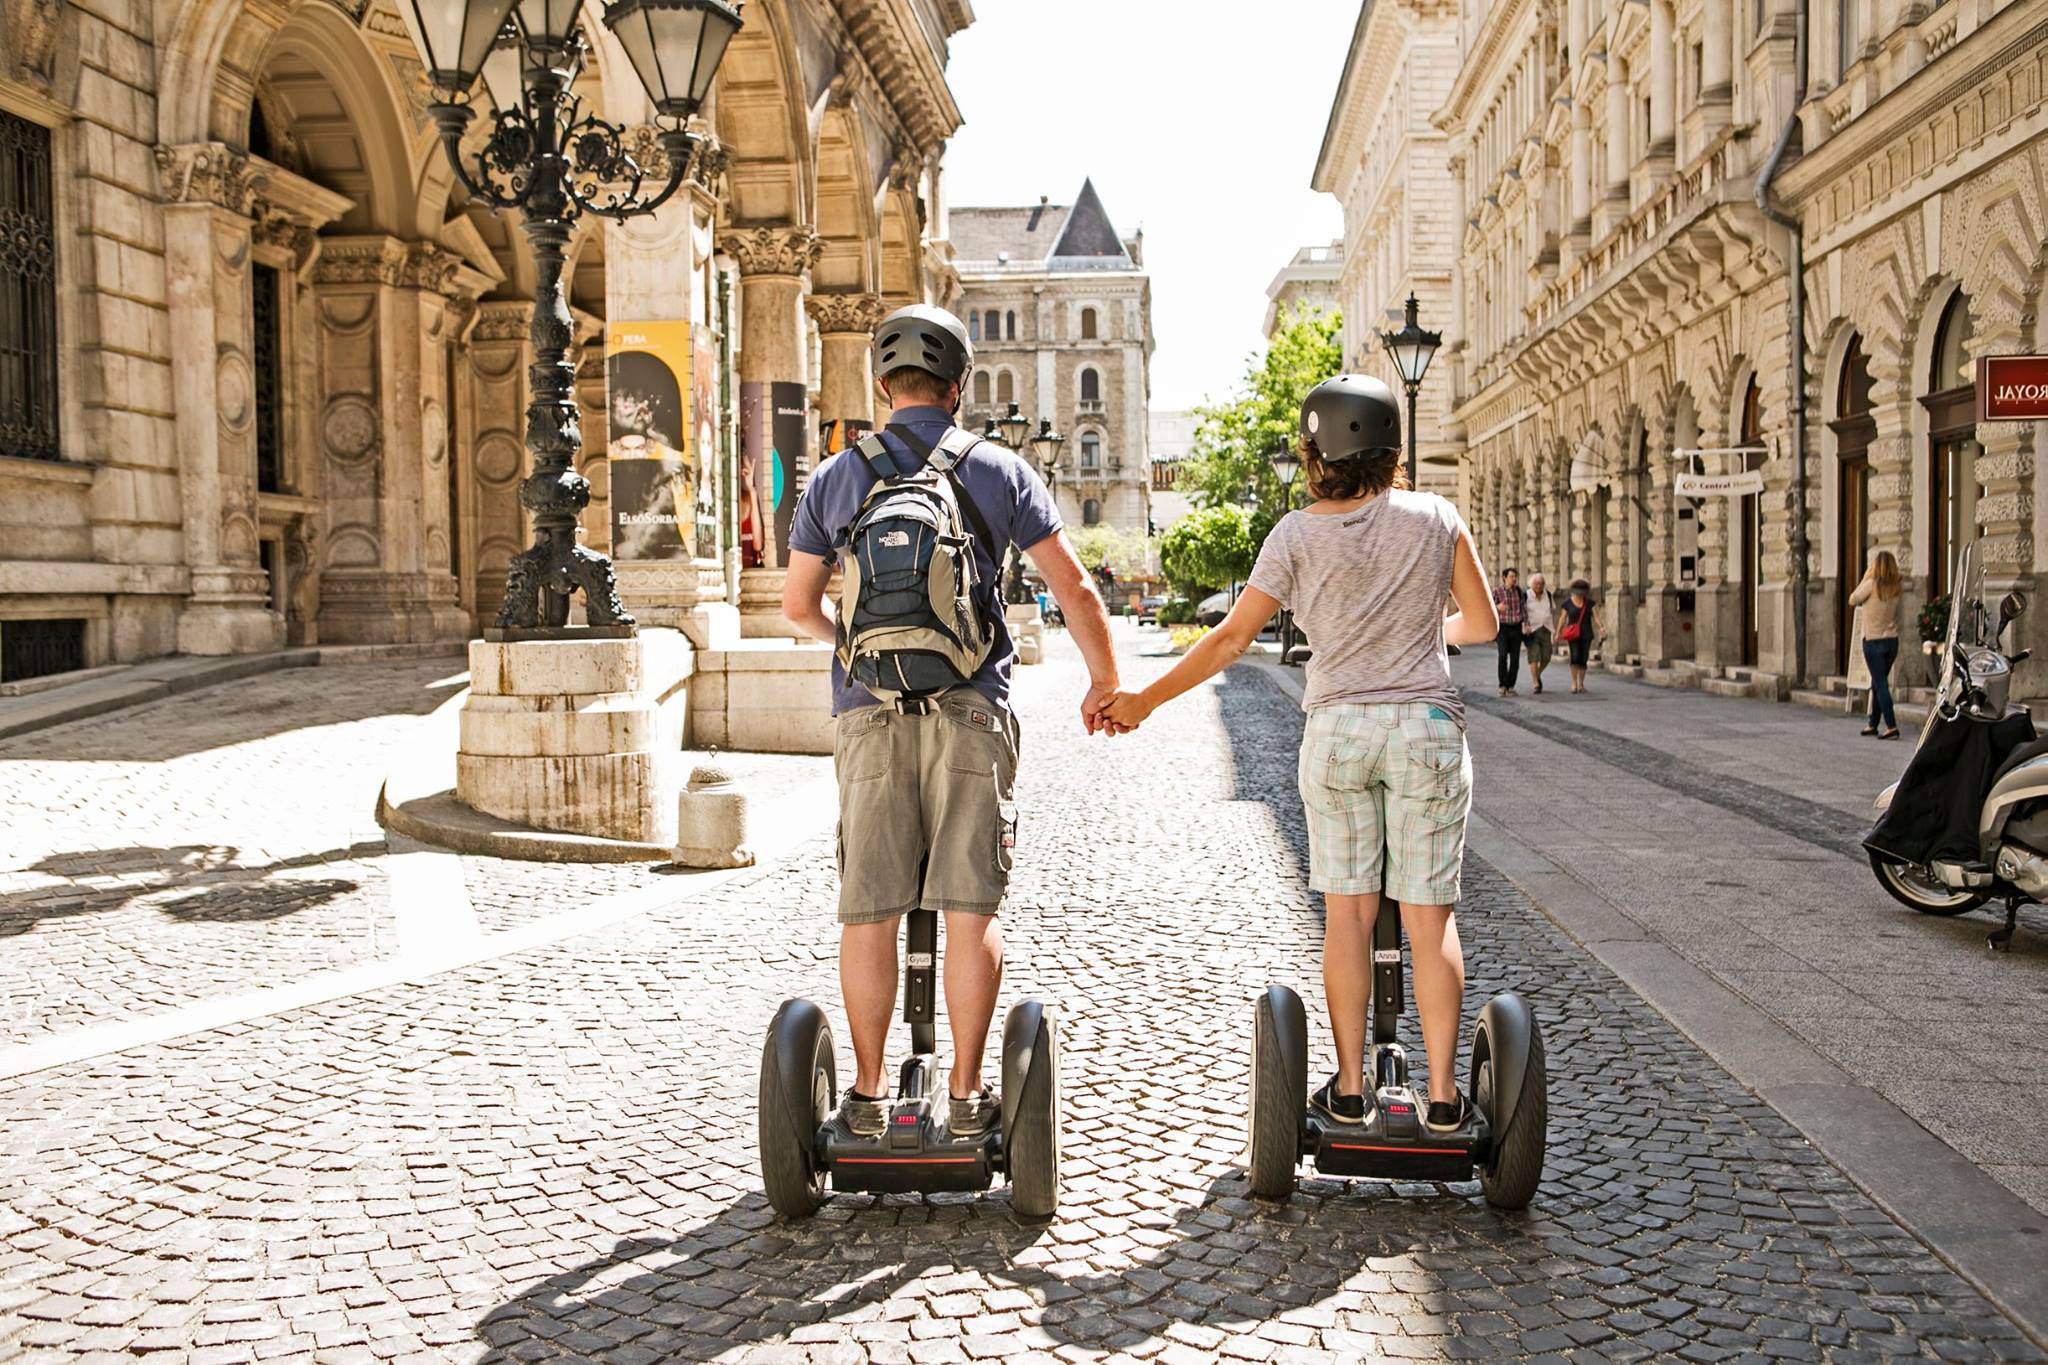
[1492,568,1526,696]
[1559,579,1599,693]
[1524,572,1557,695]
[1851,549,1904,739]
[1104,374,1500,1137]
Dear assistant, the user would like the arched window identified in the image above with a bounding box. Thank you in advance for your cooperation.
[1080,433,1101,469]
[1079,306,1099,340]
[971,371,992,405]
[1005,310,1017,340]
[996,370,1015,404]
[1837,0,1858,76]
[1832,334,1876,672]
[1079,367,1101,403]
[1083,498,1101,526]
[967,313,980,342]
[983,310,1000,341]
[1925,291,1978,598]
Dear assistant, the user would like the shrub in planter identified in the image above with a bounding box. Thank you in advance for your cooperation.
[1157,598,1198,627]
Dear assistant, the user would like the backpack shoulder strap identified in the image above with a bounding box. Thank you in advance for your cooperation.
[887,423,998,552]
[854,433,900,481]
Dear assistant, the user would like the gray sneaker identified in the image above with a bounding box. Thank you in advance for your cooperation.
[838,1089,887,1139]
[947,1088,999,1139]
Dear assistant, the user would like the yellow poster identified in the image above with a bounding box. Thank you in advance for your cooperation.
[606,320,695,563]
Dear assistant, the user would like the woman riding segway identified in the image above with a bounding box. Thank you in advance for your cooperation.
[1105,375,1547,1208]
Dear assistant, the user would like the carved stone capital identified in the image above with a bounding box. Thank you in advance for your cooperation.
[472,301,533,344]
[1,0,61,88]
[309,236,468,294]
[155,142,266,217]
[718,224,822,278]
[805,291,887,336]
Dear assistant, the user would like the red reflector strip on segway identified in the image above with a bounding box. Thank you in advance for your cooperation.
[837,1156,982,1165]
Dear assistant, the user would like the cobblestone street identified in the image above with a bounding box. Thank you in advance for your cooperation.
[1,632,2040,1361]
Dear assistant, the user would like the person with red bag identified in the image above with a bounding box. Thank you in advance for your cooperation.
[1557,579,1599,693]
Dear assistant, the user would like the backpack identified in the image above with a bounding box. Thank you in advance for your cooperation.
[834,424,999,701]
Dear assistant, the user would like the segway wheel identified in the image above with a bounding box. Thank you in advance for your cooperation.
[1248,986,1307,1201]
[759,999,835,1219]
[1002,1001,1060,1222]
[1471,994,1545,1211]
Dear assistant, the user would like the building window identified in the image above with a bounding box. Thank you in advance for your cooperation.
[996,369,1015,404]
[1837,0,1857,75]
[252,263,284,493]
[0,110,60,463]
[972,370,992,405]
[1080,433,1101,469]
[1833,333,1876,674]
[1,617,86,682]
[1005,310,1017,340]
[983,310,1000,341]
[968,312,980,342]
[1924,291,1978,599]
[1079,367,1101,403]
[1079,306,1099,340]
[1083,498,1101,526]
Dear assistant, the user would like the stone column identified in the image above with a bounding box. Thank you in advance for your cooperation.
[308,236,471,645]
[1640,411,1685,664]
[1701,0,1733,101]
[1569,98,1593,239]
[156,143,280,655]
[808,291,885,434]
[1603,64,1631,199]
[459,302,534,627]
[1968,322,2040,696]
[721,224,821,637]
[1648,1,1676,157]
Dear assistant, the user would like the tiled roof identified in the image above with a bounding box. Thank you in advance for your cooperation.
[950,202,1072,265]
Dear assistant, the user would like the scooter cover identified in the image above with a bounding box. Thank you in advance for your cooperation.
[1865,710,2036,865]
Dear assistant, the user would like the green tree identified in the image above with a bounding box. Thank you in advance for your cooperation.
[1179,304,1343,544]
[1068,525,1156,580]
[1159,505,1255,598]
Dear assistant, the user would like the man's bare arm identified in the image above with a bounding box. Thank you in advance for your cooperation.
[781,551,838,647]
[1023,531,1119,731]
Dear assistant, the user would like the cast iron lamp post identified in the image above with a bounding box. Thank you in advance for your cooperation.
[400,0,742,636]
[1379,293,1442,494]
[991,401,1057,604]
[1269,447,1301,664]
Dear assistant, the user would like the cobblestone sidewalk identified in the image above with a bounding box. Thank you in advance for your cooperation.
[0,637,2034,1361]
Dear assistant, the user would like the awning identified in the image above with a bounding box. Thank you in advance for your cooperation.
[1567,434,1607,495]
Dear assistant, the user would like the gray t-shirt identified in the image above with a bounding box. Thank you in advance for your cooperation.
[1248,490,1468,723]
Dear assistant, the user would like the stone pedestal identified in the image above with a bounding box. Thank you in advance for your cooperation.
[457,629,693,843]
[674,762,753,868]
[739,565,809,638]
[690,639,835,754]
[1006,602,1046,666]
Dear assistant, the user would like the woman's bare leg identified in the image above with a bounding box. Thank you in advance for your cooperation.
[1322,891,1379,1096]
[1399,903,1465,1104]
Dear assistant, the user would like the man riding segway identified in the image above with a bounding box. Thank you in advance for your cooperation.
[759,304,1121,1219]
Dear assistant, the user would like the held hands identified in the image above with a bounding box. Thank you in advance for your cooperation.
[1080,682,1151,736]
[1102,690,1153,732]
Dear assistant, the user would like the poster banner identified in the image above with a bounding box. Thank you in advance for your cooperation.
[739,381,771,567]
[739,380,814,566]
[819,418,874,465]
[606,321,695,563]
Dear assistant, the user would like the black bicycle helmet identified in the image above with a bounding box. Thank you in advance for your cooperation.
[1300,374,1401,460]
[872,304,973,386]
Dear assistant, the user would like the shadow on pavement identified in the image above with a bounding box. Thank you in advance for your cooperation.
[0,839,386,936]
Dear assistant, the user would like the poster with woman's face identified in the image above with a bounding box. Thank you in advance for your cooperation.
[606,322,694,563]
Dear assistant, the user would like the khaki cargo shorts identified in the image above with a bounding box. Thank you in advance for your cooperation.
[833,688,1021,925]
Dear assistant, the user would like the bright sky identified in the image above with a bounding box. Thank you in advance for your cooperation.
[941,0,1353,413]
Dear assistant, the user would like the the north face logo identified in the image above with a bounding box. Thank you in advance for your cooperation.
[880,530,910,548]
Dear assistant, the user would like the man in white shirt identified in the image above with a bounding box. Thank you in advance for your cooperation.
[1524,573,1557,695]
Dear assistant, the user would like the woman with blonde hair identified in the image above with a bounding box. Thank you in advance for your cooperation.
[1851,549,1904,739]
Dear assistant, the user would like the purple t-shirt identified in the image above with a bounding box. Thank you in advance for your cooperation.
[788,405,1062,715]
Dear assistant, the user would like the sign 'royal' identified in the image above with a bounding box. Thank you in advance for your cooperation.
[1976,355,2048,422]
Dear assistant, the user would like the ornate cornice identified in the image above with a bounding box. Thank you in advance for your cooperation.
[310,235,471,294]
[718,224,823,278]
[155,142,265,216]
[472,301,532,343]
[806,291,887,335]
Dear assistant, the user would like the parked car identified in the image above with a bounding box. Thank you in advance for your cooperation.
[1137,595,1168,624]
[1197,587,1240,627]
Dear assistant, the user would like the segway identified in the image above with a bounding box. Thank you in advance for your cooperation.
[1248,909,1546,1209]
[758,907,1061,1220]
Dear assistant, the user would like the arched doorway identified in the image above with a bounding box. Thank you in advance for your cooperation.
[1923,291,1978,598]
[1831,334,1875,674]
[1738,376,1763,666]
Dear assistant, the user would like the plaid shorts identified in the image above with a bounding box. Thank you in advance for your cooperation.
[1298,702,1472,903]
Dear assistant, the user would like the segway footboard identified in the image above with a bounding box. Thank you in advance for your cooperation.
[823,1126,998,1196]
[1309,1113,1482,1182]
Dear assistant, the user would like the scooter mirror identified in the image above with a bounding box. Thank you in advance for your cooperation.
[2002,591,2028,623]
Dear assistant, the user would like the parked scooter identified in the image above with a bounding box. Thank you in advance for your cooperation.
[1866,546,2046,950]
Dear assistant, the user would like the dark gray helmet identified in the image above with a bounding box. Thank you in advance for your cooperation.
[872,304,973,386]
[1300,374,1401,460]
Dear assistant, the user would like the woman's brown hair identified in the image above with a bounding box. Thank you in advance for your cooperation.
[1872,549,1902,600]
[1303,438,1407,501]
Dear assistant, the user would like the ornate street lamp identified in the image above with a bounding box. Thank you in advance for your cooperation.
[400,0,742,636]
[988,404,1058,605]
[1030,418,1064,488]
[1379,293,1442,494]
[1268,447,1302,665]
[998,400,1032,452]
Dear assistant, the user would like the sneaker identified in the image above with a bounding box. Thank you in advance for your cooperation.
[1310,1074,1368,1126]
[837,1089,887,1139]
[947,1088,999,1139]
[1424,1094,1472,1135]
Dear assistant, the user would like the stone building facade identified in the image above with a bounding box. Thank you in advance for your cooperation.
[950,180,1154,536]
[1263,242,1343,337]
[1314,0,1464,498]
[0,0,970,684]
[1438,0,2048,697]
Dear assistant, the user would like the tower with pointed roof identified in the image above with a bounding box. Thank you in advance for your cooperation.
[949,180,1155,556]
